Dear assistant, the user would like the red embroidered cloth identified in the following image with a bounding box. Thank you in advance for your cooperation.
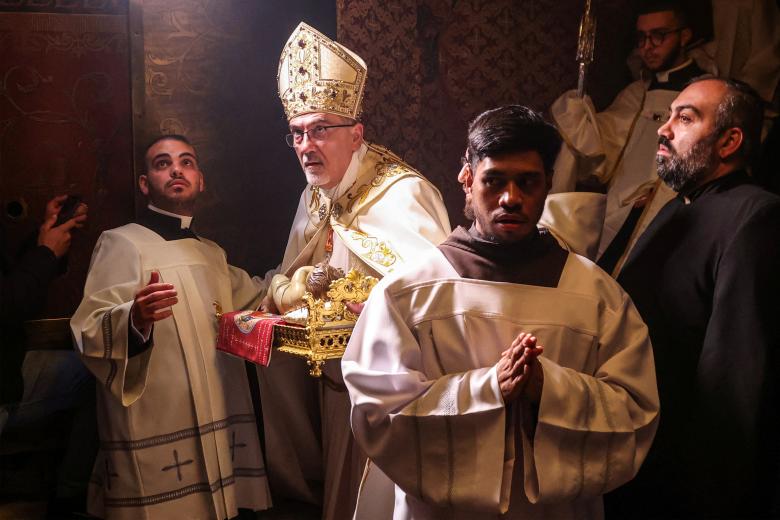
[216,311,283,366]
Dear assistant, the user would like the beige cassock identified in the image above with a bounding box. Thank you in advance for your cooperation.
[257,142,451,519]
[710,0,780,103]
[343,248,659,520]
[538,192,606,261]
[550,78,684,267]
[70,224,271,520]
[690,0,780,103]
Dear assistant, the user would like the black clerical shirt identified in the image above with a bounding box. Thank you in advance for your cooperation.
[646,58,705,92]
[607,171,780,518]
[136,206,198,242]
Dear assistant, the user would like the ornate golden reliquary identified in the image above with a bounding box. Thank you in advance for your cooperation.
[273,269,378,377]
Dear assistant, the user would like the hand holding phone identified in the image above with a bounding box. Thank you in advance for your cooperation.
[54,194,82,227]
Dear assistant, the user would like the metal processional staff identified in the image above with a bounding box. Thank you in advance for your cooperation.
[577,0,597,98]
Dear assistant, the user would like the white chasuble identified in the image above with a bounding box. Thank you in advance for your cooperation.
[343,249,659,520]
[71,224,271,520]
[257,142,451,519]
[279,142,451,278]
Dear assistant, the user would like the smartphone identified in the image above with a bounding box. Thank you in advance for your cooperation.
[54,194,82,227]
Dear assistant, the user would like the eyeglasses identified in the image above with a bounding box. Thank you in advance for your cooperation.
[285,124,355,147]
[635,28,683,48]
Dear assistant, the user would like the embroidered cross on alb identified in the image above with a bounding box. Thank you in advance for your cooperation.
[105,458,119,490]
[162,449,193,482]
[230,431,247,461]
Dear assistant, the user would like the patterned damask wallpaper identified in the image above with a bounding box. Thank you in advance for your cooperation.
[337,0,636,225]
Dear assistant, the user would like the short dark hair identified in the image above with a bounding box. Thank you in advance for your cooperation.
[636,0,689,27]
[143,134,195,171]
[466,105,562,174]
[144,134,192,156]
[690,77,765,165]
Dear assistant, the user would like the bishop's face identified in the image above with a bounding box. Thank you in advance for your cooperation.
[465,150,551,244]
[288,112,363,190]
[140,138,205,216]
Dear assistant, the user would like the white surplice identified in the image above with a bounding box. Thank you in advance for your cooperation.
[70,224,271,520]
[257,142,451,519]
[343,249,659,520]
[550,71,690,263]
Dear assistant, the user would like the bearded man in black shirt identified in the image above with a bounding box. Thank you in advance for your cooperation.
[610,78,780,518]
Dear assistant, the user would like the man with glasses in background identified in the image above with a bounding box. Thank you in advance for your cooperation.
[549,0,705,275]
[256,22,450,520]
[70,135,272,520]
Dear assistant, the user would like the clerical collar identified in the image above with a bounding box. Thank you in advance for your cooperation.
[649,59,703,92]
[680,170,751,204]
[148,204,193,229]
[655,58,693,83]
[137,206,198,242]
[321,142,368,199]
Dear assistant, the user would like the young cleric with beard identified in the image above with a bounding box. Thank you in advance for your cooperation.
[609,78,780,518]
[70,135,271,520]
[343,105,659,520]
[550,0,705,273]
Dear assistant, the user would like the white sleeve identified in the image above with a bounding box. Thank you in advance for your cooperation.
[539,192,606,260]
[523,290,659,504]
[551,84,646,185]
[352,176,452,275]
[343,286,512,513]
[280,188,314,274]
[228,264,276,310]
[70,231,152,406]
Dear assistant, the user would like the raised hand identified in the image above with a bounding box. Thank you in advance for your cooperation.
[131,271,178,336]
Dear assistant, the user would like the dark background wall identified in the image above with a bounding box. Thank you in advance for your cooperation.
[1,0,655,318]
[0,0,134,317]
[132,0,336,277]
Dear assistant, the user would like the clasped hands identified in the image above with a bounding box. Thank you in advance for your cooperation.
[497,332,544,405]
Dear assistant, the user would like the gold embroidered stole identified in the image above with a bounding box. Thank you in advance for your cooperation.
[285,143,426,277]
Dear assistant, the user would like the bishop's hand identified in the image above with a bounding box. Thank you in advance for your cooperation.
[497,332,544,405]
[259,293,278,314]
[131,271,178,336]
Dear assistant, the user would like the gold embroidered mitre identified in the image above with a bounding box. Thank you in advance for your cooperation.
[277,22,367,120]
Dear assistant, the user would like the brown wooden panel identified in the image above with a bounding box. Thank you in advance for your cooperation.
[0,0,127,15]
[0,7,134,317]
